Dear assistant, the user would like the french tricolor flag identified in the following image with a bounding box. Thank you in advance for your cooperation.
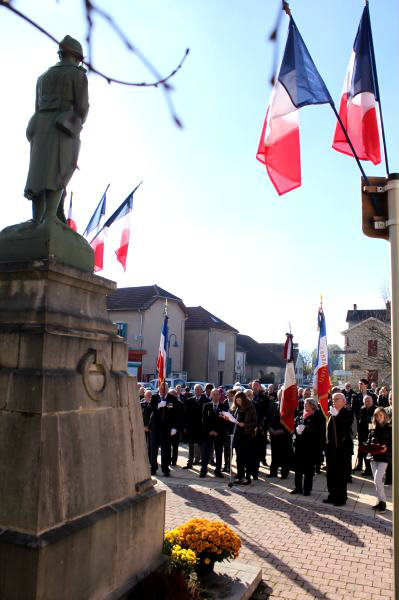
[157,314,168,388]
[66,192,77,231]
[313,308,330,418]
[280,333,298,433]
[332,5,381,165]
[257,18,332,195]
[83,191,107,273]
[102,183,141,272]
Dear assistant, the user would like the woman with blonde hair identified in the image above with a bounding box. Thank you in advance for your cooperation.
[364,407,392,513]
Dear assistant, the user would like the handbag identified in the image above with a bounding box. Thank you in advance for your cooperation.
[359,442,386,455]
[55,108,82,138]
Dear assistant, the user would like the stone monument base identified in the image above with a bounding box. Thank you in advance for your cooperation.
[0,218,94,272]
[0,259,165,599]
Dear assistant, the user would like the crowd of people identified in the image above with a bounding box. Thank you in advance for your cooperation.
[139,378,392,514]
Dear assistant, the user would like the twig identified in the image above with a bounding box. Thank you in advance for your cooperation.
[0,0,189,127]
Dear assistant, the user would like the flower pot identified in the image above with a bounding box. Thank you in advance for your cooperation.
[196,558,215,576]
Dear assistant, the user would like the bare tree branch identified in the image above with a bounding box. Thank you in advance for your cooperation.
[0,0,190,127]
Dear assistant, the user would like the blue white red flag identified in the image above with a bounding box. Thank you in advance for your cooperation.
[157,314,169,387]
[66,192,77,231]
[102,187,136,272]
[280,333,298,433]
[313,308,330,418]
[332,5,381,165]
[83,191,107,272]
[257,18,332,195]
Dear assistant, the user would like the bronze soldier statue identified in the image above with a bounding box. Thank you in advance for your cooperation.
[24,35,89,226]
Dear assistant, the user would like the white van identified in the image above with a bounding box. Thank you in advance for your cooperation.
[148,377,186,391]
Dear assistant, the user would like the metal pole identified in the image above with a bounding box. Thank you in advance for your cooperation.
[387,173,399,597]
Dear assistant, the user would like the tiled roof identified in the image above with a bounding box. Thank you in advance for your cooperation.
[185,306,238,333]
[107,285,187,314]
[346,309,388,324]
[237,335,285,368]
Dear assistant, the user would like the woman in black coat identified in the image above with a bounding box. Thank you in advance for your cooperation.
[365,407,392,513]
[230,391,257,485]
[291,398,322,496]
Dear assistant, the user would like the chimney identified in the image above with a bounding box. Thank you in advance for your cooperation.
[386,300,391,320]
[353,303,357,311]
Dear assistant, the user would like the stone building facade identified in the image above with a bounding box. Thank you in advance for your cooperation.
[183,307,237,386]
[341,303,391,386]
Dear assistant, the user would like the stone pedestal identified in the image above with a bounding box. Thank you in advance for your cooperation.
[0,260,165,600]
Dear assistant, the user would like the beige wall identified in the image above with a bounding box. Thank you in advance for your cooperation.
[342,318,391,386]
[109,298,186,378]
[183,329,209,381]
[183,328,236,385]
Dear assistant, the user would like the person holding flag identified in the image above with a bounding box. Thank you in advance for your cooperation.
[148,306,178,477]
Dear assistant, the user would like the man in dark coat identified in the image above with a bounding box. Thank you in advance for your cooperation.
[200,389,227,478]
[291,398,323,495]
[148,382,178,477]
[267,398,293,479]
[140,389,153,462]
[354,395,375,475]
[182,384,207,468]
[169,389,185,466]
[323,392,354,506]
[252,380,270,477]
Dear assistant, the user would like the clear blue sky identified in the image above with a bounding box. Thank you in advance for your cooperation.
[0,0,397,351]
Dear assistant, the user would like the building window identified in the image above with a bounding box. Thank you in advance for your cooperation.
[218,341,226,361]
[116,322,127,340]
[368,370,378,385]
[218,370,224,386]
[368,340,378,357]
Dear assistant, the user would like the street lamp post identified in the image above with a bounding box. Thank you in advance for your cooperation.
[167,333,179,377]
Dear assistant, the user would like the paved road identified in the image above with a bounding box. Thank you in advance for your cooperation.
[156,445,393,600]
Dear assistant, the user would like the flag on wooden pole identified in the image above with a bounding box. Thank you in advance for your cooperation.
[313,306,330,418]
[280,332,298,432]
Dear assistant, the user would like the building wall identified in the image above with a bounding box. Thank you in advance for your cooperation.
[183,328,236,385]
[108,299,186,378]
[245,363,285,384]
[343,318,391,386]
[208,329,236,386]
[183,329,209,381]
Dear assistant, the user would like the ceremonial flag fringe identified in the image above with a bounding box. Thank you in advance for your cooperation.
[313,308,330,418]
[66,192,77,231]
[257,17,332,195]
[332,4,381,165]
[83,191,107,273]
[280,333,298,433]
[157,313,169,388]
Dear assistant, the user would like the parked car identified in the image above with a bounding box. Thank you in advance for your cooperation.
[137,382,153,390]
[148,377,187,391]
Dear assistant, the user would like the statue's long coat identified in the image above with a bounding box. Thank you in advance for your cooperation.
[24,62,89,199]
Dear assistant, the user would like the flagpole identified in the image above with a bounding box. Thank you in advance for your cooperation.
[366,0,390,177]
[386,173,399,598]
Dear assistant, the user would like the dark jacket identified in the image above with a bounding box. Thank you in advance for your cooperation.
[183,394,207,443]
[326,407,353,454]
[366,424,392,463]
[202,401,228,438]
[358,404,375,443]
[140,399,152,428]
[293,411,323,465]
[342,387,356,407]
[252,392,270,431]
[148,393,178,433]
[234,402,257,437]
[377,393,389,408]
